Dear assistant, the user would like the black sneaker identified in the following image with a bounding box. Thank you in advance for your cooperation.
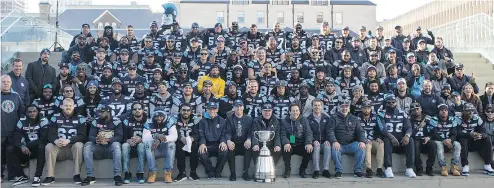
[365,168,373,178]
[80,177,96,186]
[114,176,123,186]
[299,170,307,178]
[73,174,82,185]
[189,172,200,181]
[322,170,331,178]
[376,168,386,178]
[426,167,434,176]
[12,176,28,186]
[215,173,223,180]
[283,170,290,178]
[32,176,41,187]
[416,167,423,176]
[335,172,342,179]
[207,173,215,180]
[123,172,132,184]
[41,177,55,186]
[312,171,319,179]
[354,171,364,178]
[136,173,145,184]
[229,173,236,181]
[242,172,250,181]
[174,172,187,182]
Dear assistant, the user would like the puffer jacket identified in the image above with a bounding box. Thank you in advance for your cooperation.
[327,112,365,145]
[280,116,313,146]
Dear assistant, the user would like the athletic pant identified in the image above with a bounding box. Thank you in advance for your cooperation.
[414,139,437,170]
[6,141,46,177]
[383,137,415,168]
[175,141,199,173]
[459,137,493,166]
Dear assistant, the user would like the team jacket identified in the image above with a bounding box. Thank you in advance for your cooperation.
[280,116,313,146]
[410,116,433,140]
[225,113,254,143]
[251,117,282,148]
[89,117,123,144]
[427,116,460,141]
[198,115,228,145]
[47,113,87,144]
[456,115,485,139]
[327,112,365,145]
[307,113,331,142]
[13,117,49,148]
[32,97,57,118]
[144,115,178,142]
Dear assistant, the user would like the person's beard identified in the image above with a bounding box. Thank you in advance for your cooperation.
[72,57,80,62]
[210,73,219,78]
[181,114,190,120]
[411,111,421,119]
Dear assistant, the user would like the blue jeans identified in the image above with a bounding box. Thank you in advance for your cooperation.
[83,142,122,177]
[122,142,151,173]
[145,141,176,172]
[436,141,461,167]
[312,144,331,171]
[331,141,366,173]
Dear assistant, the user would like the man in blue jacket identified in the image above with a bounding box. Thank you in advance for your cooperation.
[81,105,123,186]
[198,101,230,180]
[8,58,30,106]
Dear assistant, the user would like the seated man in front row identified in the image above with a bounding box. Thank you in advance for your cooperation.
[328,100,366,179]
[81,105,123,186]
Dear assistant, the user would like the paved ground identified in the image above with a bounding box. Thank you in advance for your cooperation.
[4,173,494,188]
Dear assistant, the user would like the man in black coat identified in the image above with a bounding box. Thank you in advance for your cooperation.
[25,49,57,103]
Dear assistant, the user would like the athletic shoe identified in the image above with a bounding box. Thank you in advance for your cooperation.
[462,165,469,176]
[229,173,236,181]
[334,172,342,179]
[484,165,494,176]
[242,172,250,181]
[114,176,123,186]
[365,168,373,178]
[426,167,434,176]
[189,172,200,181]
[136,173,145,184]
[32,176,41,187]
[299,170,307,178]
[207,173,215,180]
[376,168,385,178]
[41,177,55,186]
[123,172,132,184]
[80,177,96,186]
[405,168,416,178]
[214,173,222,180]
[384,168,394,178]
[73,174,82,185]
[322,170,331,178]
[312,171,319,179]
[12,176,28,186]
[174,172,187,182]
[354,172,364,178]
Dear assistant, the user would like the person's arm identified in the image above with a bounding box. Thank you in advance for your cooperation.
[197,76,205,93]
[224,118,233,142]
[251,120,259,146]
[25,63,40,97]
[326,117,337,143]
[220,120,229,143]
[217,80,225,98]
[70,117,88,143]
[165,125,178,143]
[377,113,390,136]
[198,120,207,145]
[302,117,313,145]
[279,119,289,145]
[354,117,365,142]
[274,120,282,147]
[109,121,124,144]
[23,81,30,107]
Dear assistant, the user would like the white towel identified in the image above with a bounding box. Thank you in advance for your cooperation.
[182,137,192,152]
[142,129,154,143]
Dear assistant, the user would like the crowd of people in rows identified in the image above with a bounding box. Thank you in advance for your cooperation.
[2,19,494,187]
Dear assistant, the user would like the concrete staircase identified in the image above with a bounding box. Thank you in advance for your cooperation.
[454,52,494,94]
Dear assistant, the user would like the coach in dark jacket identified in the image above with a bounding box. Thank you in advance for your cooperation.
[251,103,282,169]
[328,100,366,177]
[280,103,313,178]
[25,49,57,102]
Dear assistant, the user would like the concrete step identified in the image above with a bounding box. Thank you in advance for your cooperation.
[455,58,490,66]
[454,53,482,58]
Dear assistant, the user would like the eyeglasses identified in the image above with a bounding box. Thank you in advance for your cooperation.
[486,111,494,113]
[64,90,73,93]
[132,107,142,111]
[336,41,343,43]
[200,53,208,55]
[144,40,152,43]
[167,41,174,43]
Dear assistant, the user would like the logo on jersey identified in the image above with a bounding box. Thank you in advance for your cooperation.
[216,124,220,128]
[1,100,14,113]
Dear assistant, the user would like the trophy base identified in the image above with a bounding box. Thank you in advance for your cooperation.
[255,178,275,183]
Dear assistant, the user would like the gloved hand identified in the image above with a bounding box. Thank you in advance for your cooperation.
[368,31,372,36]
[427,30,433,36]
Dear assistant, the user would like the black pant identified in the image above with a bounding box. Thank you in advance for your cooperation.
[414,139,437,170]
[282,144,311,171]
[198,144,229,176]
[383,137,415,168]
[1,136,14,178]
[228,141,252,173]
[459,137,493,166]
[175,141,199,173]
[6,141,46,177]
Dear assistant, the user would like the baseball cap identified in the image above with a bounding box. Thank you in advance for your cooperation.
[191,37,198,42]
[403,38,410,43]
[102,65,113,71]
[203,80,213,86]
[367,65,377,72]
[99,105,112,113]
[191,22,199,28]
[146,52,155,57]
[214,23,222,28]
[232,22,239,27]
[40,48,51,56]
[128,63,137,69]
[433,66,441,71]
[120,48,129,54]
[59,63,70,69]
[360,26,366,31]
[173,52,183,58]
[183,82,193,88]
[352,85,363,93]
[388,49,396,53]
[262,103,273,111]
[416,26,422,31]
[411,102,421,110]
[97,48,106,53]
[362,100,372,108]
[397,78,407,84]
[216,36,225,42]
[486,104,494,112]
[233,64,243,71]
[233,100,244,107]
[369,51,378,56]
[442,84,451,90]
[342,64,353,70]
[455,63,464,69]
[406,52,416,58]
[463,103,476,111]
[299,82,309,89]
[340,99,351,106]
[384,94,396,101]
[166,35,176,41]
[395,25,402,29]
[276,80,288,87]
[418,39,425,44]
[451,91,460,96]
[343,26,349,30]
[149,21,158,27]
[384,36,392,41]
[153,68,162,73]
[112,78,122,86]
[207,101,219,109]
[352,37,359,42]
[88,80,98,87]
[437,103,448,110]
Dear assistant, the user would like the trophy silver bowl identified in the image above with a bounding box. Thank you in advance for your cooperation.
[254,131,276,183]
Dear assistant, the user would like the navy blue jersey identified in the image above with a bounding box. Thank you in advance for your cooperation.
[267,95,294,120]
[457,115,484,136]
[246,32,265,49]
[123,116,146,139]
[99,95,132,118]
[265,30,287,49]
[137,62,161,82]
[205,31,229,49]
[49,113,86,140]
[359,114,379,140]
[301,59,332,79]
[16,117,49,146]
[265,47,285,65]
[247,60,264,78]
[172,93,202,116]
[410,116,432,140]
[428,116,460,141]
[377,109,411,139]
[334,76,361,98]
[120,75,147,96]
[190,60,213,81]
[227,32,245,51]
[242,94,266,118]
[366,93,385,114]
[150,94,173,115]
[131,94,152,117]
[112,61,131,78]
[32,98,56,118]
[54,96,85,114]
[317,92,342,115]
[285,46,307,65]
[257,76,279,97]
[144,116,176,136]
[276,62,302,80]
[319,33,336,52]
[89,60,111,78]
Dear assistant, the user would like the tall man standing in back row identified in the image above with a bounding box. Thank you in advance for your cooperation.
[25,49,57,102]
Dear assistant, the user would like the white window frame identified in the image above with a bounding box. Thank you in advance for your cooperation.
[257,11,264,24]
[217,11,224,24]
[237,11,245,24]
[297,12,304,23]
[316,12,323,23]
[334,12,343,25]
[277,12,284,24]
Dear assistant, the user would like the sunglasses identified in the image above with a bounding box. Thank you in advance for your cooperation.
[132,107,143,111]
[486,111,494,113]
[200,53,208,55]
[336,41,343,43]
[144,40,152,43]
[128,67,137,70]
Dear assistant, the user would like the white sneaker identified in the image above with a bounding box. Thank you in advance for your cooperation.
[462,165,470,176]
[484,165,494,175]
[384,168,394,178]
[405,168,416,178]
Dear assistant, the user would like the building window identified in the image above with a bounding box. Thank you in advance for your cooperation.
[334,12,343,25]
[297,12,304,23]
[257,11,264,24]
[277,12,284,24]
[111,22,117,29]
[316,12,323,23]
[272,0,289,5]
[217,11,224,24]
[311,0,328,6]
[237,11,245,24]
[98,22,103,29]
[232,0,249,5]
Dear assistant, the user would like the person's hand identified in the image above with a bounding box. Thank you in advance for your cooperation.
[441,71,448,78]
[193,65,200,71]
[227,140,235,151]
[368,30,372,36]
[61,139,70,146]
[72,77,81,84]
[252,145,260,151]
[390,136,400,147]
[180,137,187,144]
[244,139,251,149]
[127,139,135,146]
[401,135,410,146]
[156,134,167,142]
[341,82,347,87]
[358,142,366,150]
[443,139,452,149]
[444,56,451,62]
[323,141,330,147]
[21,146,31,155]
[332,142,341,151]
[132,136,142,144]
[313,140,320,147]
[274,146,281,152]
[283,144,291,152]
[95,136,102,145]
[305,144,313,153]
[352,96,359,105]
[55,139,63,147]
[219,142,228,151]
[376,138,383,144]
[167,68,174,75]
[213,48,218,55]
[152,139,160,151]
[365,139,371,144]
[97,31,102,38]
[199,144,207,154]
[427,30,433,36]
[114,31,119,39]
[470,73,476,84]
[423,137,430,144]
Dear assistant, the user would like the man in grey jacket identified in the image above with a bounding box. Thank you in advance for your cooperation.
[328,100,366,178]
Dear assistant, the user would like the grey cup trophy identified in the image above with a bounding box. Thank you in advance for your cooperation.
[254,130,276,182]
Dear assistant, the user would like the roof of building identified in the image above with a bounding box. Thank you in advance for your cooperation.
[330,0,376,5]
[179,0,229,3]
[179,0,375,5]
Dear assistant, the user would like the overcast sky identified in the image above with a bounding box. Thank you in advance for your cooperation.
[28,0,433,21]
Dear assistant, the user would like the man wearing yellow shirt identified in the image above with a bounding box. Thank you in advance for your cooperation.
[198,65,226,98]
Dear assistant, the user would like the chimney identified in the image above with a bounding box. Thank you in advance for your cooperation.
[39,2,51,24]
